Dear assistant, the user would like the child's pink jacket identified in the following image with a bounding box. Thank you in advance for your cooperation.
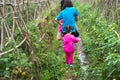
[62,34,80,53]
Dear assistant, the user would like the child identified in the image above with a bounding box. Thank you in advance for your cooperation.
[62,26,80,67]
[55,0,79,37]
[55,0,79,35]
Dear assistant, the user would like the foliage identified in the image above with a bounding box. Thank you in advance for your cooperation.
[26,8,66,80]
[0,6,65,80]
[1,1,120,80]
[75,2,120,80]
[0,50,33,80]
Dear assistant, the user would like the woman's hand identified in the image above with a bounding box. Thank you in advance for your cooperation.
[75,16,79,21]
[55,18,61,25]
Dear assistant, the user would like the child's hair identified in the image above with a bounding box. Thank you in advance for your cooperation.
[66,26,72,33]
[63,0,73,10]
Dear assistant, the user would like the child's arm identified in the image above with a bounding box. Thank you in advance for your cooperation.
[71,35,80,43]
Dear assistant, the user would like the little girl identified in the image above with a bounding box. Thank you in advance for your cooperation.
[62,26,80,67]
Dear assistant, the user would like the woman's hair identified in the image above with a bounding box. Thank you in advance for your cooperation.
[63,0,73,10]
[66,26,72,33]
[60,0,64,10]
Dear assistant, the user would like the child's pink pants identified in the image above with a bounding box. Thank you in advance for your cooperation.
[65,52,74,64]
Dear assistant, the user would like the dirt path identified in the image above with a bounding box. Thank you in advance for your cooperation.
[65,68,75,80]
[64,22,89,80]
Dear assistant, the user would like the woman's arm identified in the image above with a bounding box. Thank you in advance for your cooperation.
[75,16,79,21]
[55,11,63,24]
